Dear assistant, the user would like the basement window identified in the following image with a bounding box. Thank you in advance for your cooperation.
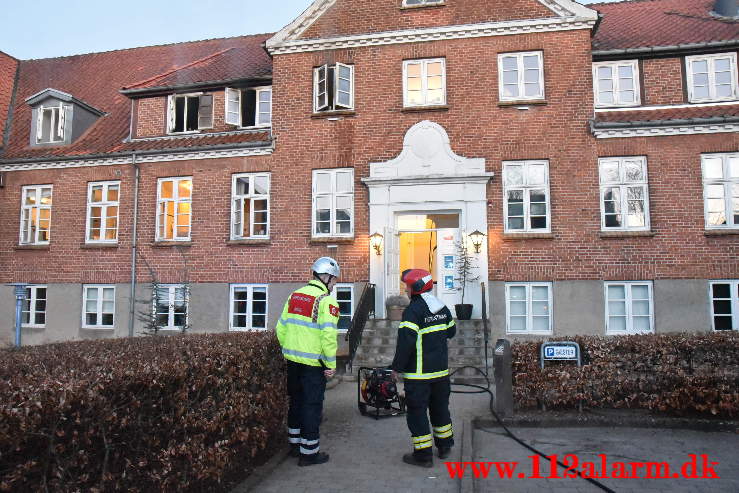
[314,64,354,112]
[167,93,213,133]
[225,86,272,127]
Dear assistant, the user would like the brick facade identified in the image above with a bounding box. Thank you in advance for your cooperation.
[0,51,18,142]
[0,0,738,344]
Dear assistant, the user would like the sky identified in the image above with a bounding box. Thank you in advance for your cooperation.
[1,0,612,60]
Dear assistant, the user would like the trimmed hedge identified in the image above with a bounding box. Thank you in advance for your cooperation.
[512,332,739,417]
[0,332,287,492]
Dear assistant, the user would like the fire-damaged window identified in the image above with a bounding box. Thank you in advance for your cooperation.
[167,93,213,133]
[314,64,354,112]
[225,86,272,127]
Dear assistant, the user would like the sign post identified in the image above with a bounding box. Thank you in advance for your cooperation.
[8,284,27,347]
[493,339,514,418]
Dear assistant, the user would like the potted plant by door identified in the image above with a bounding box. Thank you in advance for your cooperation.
[454,240,479,320]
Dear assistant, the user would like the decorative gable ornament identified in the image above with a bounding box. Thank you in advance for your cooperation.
[266,0,598,55]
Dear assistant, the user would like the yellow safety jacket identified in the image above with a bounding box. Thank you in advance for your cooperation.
[275,280,339,369]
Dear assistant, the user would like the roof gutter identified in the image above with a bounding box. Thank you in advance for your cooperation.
[591,115,739,130]
[592,39,739,61]
[120,75,272,97]
[0,139,272,167]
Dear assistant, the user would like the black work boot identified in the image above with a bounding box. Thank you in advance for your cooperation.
[289,445,300,458]
[299,452,330,466]
[438,447,452,459]
[403,452,433,468]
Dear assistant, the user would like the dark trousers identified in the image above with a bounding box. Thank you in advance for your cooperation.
[286,360,326,456]
[404,378,454,458]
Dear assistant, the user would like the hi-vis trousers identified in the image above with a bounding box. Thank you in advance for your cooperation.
[286,360,327,456]
[404,377,454,458]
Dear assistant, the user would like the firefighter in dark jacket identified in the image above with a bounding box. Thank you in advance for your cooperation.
[391,268,456,467]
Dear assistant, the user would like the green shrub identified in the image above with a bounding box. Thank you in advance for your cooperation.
[0,332,287,492]
[512,332,739,417]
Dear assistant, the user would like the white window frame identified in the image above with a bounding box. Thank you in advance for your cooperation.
[156,177,192,241]
[402,58,447,108]
[503,160,551,233]
[225,86,273,128]
[604,281,654,335]
[313,63,355,112]
[36,103,65,144]
[229,284,268,331]
[686,52,739,103]
[231,173,270,239]
[333,283,354,333]
[85,181,120,244]
[154,284,189,331]
[166,93,212,134]
[312,168,354,237]
[598,157,651,231]
[498,51,545,102]
[82,285,115,329]
[19,185,53,245]
[22,285,47,328]
[505,282,553,334]
[592,60,641,108]
[702,153,739,230]
[709,280,739,332]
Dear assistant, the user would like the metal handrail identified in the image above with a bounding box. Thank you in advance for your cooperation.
[481,282,490,378]
[345,282,376,371]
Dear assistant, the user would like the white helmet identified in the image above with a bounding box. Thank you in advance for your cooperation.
[312,257,340,278]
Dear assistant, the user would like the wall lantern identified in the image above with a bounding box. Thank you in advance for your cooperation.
[468,230,486,254]
[369,232,384,256]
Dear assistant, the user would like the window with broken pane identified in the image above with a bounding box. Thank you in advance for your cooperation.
[168,93,213,133]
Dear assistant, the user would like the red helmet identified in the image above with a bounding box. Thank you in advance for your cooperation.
[401,269,434,295]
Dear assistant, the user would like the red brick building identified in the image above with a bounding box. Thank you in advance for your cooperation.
[1,0,737,347]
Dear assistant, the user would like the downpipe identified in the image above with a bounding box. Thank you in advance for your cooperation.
[128,153,140,338]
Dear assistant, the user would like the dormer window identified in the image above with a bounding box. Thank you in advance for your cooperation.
[167,93,213,134]
[36,104,65,144]
[26,88,104,147]
[225,86,272,128]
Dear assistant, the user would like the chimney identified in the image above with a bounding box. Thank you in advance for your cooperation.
[714,0,738,17]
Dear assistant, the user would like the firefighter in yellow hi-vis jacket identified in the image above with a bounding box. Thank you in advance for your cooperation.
[276,257,340,467]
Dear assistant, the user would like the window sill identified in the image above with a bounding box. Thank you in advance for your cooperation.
[152,241,193,248]
[401,105,449,113]
[498,100,547,107]
[704,229,739,236]
[400,2,445,11]
[227,238,270,246]
[81,326,115,331]
[311,110,356,119]
[599,231,656,238]
[15,245,50,251]
[310,236,355,244]
[81,243,119,249]
[502,233,554,241]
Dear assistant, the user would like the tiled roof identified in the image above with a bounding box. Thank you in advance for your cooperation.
[115,131,271,153]
[1,34,272,162]
[593,104,739,127]
[592,0,739,52]
[0,51,19,145]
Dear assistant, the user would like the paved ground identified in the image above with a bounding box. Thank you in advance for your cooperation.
[239,380,739,493]
[474,427,739,493]
[242,377,490,493]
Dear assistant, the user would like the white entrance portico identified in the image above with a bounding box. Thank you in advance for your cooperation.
[362,121,493,318]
